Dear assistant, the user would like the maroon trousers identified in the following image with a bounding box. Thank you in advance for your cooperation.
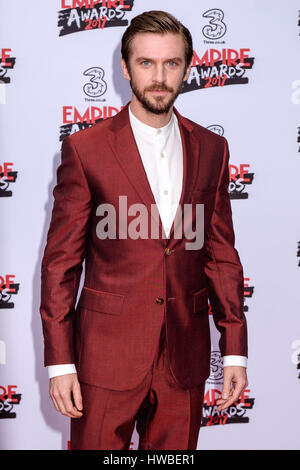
[71,322,205,450]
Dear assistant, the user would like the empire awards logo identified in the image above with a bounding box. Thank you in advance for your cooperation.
[244,277,254,314]
[202,351,255,427]
[182,9,254,93]
[58,0,135,36]
[229,163,254,199]
[0,48,16,84]
[0,385,22,419]
[59,105,123,140]
[206,124,254,199]
[0,275,20,309]
[0,162,18,197]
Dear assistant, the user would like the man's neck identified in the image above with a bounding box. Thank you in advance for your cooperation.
[129,96,173,129]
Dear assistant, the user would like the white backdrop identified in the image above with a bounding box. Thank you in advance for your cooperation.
[1,0,300,450]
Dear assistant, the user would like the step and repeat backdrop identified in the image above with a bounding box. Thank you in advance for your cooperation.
[1,0,300,450]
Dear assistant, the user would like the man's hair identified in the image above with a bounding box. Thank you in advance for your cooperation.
[121,10,193,72]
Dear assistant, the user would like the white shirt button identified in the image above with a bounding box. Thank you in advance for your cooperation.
[157,129,161,134]
[160,152,165,158]
[163,190,168,195]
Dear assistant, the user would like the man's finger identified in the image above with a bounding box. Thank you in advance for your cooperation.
[50,393,60,413]
[220,374,231,400]
[61,391,83,418]
[51,388,82,418]
[72,380,83,412]
[54,393,69,416]
[217,381,245,411]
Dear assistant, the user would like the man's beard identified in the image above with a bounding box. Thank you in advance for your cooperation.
[129,75,184,115]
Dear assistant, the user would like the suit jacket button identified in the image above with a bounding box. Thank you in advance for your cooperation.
[155,297,164,305]
[165,248,172,255]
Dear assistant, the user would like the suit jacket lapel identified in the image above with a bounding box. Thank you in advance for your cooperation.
[108,102,201,245]
[167,107,201,247]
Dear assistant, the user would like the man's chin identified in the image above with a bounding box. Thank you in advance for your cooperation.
[142,96,174,114]
[143,103,171,114]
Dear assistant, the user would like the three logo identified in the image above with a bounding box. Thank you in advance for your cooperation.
[202,8,227,41]
[83,67,107,98]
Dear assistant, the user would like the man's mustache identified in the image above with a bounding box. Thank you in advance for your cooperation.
[144,83,174,92]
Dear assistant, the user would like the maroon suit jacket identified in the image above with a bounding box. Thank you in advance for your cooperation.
[40,102,247,390]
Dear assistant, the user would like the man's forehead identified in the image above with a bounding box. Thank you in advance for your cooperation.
[130,32,185,57]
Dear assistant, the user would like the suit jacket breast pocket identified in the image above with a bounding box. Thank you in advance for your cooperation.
[78,286,125,315]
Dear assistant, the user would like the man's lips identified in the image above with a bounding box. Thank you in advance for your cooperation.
[149,89,168,95]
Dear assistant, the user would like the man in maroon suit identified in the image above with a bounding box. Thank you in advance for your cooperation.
[40,10,248,450]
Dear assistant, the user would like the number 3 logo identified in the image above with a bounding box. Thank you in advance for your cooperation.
[202,9,227,40]
[83,67,107,98]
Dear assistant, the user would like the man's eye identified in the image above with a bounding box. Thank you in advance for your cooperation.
[168,61,177,66]
[142,61,151,66]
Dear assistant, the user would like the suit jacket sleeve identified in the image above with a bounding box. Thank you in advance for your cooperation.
[40,136,92,366]
[204,136,248,358]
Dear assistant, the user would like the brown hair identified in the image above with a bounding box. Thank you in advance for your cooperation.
[121,10,193,72]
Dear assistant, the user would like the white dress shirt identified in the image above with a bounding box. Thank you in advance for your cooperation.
[48,104,247,379]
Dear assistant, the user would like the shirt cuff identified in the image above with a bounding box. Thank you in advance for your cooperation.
[222,355,247,368]
[48,364,77,379]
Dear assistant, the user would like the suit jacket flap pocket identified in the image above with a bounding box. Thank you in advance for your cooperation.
[192,287,208,313]
[79,286,124,315]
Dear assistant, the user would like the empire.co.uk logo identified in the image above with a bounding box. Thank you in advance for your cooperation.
[83,66,107,102]
[58,0,134,36]
[182,9,254,93]
[297,126,300,152]
[59,105,123,140]
[0,385,22,419]
[202,351,255,427]
[0,275,20,309]
[0,48,16,84]
[0,162,18,197]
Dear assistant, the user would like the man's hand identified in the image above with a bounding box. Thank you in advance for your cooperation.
[216,366,248,412]
[49,373,83,418]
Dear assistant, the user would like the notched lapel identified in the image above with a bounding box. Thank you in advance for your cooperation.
[167,108,201,245]
[107,103,164,239]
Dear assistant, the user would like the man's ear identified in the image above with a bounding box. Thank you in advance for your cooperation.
[183,61,192,82]
[121,58,131,81]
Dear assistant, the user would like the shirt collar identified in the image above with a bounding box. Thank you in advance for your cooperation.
[128,102,175,139]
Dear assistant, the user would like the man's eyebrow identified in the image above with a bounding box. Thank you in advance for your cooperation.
[135,56,184,62]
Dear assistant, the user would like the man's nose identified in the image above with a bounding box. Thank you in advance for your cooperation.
[153,64,166,83]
